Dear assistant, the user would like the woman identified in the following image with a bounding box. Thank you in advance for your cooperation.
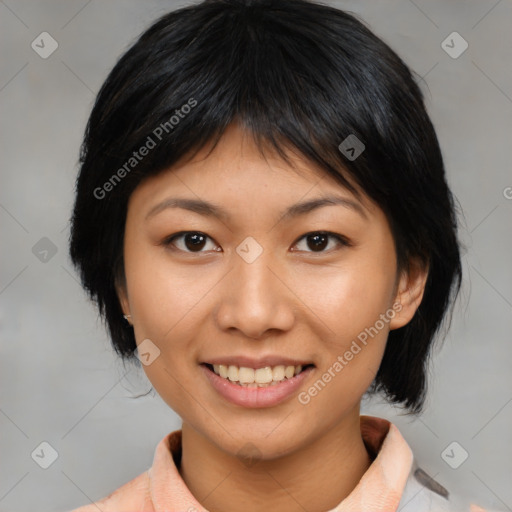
[68,0,496,510]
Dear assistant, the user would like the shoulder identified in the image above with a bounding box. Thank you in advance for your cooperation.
[398,465,502,512]
[69,469,153,512]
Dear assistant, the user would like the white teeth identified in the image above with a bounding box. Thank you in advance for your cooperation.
[272,365,285,381]
[254,367,273,384]
[227,365,238,381]
[210,363,307,386]
[238,367,255,383]
[284,365,295,379]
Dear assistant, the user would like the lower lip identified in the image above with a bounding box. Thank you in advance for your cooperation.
[200,364,314,408]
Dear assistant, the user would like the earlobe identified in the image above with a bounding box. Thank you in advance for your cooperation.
[389,259,429,330]
[116,281,132,325]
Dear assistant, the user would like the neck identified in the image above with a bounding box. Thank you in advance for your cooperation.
[179,410,373,512]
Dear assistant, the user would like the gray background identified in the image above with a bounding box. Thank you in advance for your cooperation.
[1,0,511,511]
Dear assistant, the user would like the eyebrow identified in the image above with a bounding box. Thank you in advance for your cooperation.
[145,195,368,222]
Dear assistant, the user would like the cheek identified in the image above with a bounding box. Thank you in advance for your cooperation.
[125,243,208,345]
[124,254,203,415]
[291,257,396,341]
[291,250,395,398]
[299,310,390,421]
[124,245,219,414]
[139,357,188,409]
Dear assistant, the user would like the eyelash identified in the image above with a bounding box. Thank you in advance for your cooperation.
[161,231,352,255]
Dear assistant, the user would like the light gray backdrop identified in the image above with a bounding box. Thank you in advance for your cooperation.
[1,1,511,511]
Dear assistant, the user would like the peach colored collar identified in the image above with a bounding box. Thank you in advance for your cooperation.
[148,415,413,512]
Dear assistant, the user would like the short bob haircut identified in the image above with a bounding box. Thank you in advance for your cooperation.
[69,0,463,414]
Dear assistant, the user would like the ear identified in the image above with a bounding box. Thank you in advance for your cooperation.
[115,276,132,324]
[389,258,429,330]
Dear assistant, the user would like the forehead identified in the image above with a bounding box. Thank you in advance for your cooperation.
[128,123,377,222]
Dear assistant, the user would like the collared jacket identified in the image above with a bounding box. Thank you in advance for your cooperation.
[70,415,503,511]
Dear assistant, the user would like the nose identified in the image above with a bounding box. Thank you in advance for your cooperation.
[214,248,296,340]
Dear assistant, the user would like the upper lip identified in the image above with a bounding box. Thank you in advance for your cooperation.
[201,355,314,369]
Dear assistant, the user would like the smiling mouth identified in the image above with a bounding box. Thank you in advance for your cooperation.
[202,363,315,388]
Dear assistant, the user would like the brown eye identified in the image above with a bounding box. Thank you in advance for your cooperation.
[306,233,329,251]
[164,232,220,253]
[183,233,207,251]
[293,231,351,253]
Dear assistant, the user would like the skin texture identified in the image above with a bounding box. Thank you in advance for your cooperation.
[118,123,428,512]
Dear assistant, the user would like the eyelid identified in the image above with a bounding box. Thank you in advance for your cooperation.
[162,231,221,252]
[291,231,353,252]
[162,230,352,254]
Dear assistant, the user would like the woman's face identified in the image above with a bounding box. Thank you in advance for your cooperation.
[119,123,425,459]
